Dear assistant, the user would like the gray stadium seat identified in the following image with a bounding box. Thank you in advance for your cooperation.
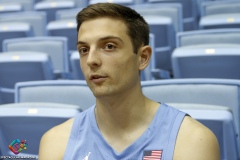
[176,28,240,47]
[0,102,81,156]
[0,22,33,52]
[0,11,47,36]
[3,37,70,79]
[0,51,54,104]
[0,0,34,11]
[15,80,95,110]
[199,0,240,29]
[34,1,75,23]
[0,3,22,14]
[171,44,240,79]
[146,0,198,31]
[47,19,77,51]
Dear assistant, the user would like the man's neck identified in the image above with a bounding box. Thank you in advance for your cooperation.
[94,89,159,152]
[96,87,158,132]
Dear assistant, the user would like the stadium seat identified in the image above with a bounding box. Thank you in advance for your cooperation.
[146,0,198,31]
[141,78,240,157]
[0,51,55,104]
[55,7,83,20]
[199,0,240,29]
[0,102,81,156]
[47,19,77,51]
[0,0,34,11]
[15,80,95,110]
[34,1,75,23]
[130,3,183,32]
[0,3,22,14]
[0,11,47,36]
[0,22,33,52]
[171,44,240,79]
[3,37,70,79]
[143,15,175,72]
[175,28,240,47]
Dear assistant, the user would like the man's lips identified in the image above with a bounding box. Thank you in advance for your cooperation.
[89,74,108,80]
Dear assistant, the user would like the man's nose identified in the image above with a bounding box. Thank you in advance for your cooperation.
[86,48,102,68]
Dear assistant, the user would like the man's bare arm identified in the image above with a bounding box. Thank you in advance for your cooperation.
[174,116,220,160]
[38,118,74,160]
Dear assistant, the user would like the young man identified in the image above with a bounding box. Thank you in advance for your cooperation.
[39,3,220,160]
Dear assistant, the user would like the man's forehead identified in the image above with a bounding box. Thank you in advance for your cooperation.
[77,17,129,42]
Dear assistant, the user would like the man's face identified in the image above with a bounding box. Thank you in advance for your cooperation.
[77,17,141,98]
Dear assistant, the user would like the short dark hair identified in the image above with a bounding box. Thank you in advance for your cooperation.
[76,3,149,53]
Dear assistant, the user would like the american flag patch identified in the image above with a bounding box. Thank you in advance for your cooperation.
[142,150,163,160]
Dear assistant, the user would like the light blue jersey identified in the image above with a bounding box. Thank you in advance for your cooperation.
[64,103,186,160]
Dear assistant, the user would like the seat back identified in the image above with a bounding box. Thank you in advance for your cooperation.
[201,0,240,16]
[0,102,81,156]
[3,37,69,78]
[34,1,75,23]
[171,44,240,79]
[0,11,47,36]
[0,22,33,51]
[0,51,54,103]
[56,8,83,20]
[146,0,198,31]
[15,80,95,110]
[0,0,34,11]
[176,28,240,47]
[47,19,77,51]
[143,15,175,71]
[130,3,183,32]
[0,3,22,14]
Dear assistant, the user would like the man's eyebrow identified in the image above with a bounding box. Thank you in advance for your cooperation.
[76,41,87,46]
[76,36,123,46]
[98,36,123,43]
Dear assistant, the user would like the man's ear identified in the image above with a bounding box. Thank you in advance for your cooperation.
[138,45,152,71]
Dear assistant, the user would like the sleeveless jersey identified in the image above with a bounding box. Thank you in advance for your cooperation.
[64,103,187,160]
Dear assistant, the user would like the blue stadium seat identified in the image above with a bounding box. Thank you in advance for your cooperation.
[143,15,175,72]
[199,0,240,29]
[0,51,55,104]
[15,80,95,110]
[145,0,198,31]
[141,78,240,158]
[0,102,81,156]
[55,7,83,20]
[0,3,22,14]
[130,3,183,32]
[70,51,84,80]
[34,1,75,23]
[47,19,77,51]
[3,37,70,79]
[0,22,33,52]
[171,44,240,79]
[0,11,47,36]
[0,0,34,11]
[175,28,240,47]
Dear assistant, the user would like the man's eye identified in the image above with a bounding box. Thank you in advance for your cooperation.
[79,47,89,54]
[104,43,116,50]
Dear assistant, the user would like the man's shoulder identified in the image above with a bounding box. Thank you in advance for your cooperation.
[173,116,220,160]
[38,118,74,159]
